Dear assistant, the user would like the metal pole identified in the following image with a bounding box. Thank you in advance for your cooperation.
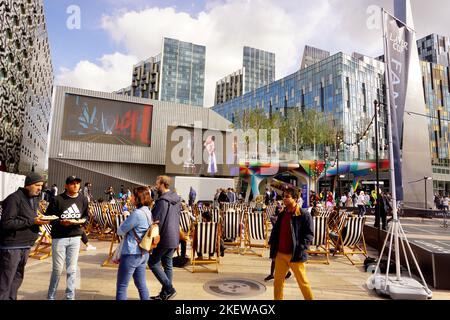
[424,179,427,210]
[375,100,381,254]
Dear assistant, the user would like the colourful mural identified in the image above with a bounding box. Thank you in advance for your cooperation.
[239,160,390,196]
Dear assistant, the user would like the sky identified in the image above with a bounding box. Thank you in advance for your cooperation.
[44,0,450,108]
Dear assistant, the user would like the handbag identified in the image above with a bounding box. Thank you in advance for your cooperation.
[111,240,125,264]
[138,223,160,252]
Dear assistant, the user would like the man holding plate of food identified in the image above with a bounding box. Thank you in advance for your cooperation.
[45,175,88,300]
[0,172,50,300]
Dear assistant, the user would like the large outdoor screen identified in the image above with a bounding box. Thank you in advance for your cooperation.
[62,94,153,147]
[165,126,239,177]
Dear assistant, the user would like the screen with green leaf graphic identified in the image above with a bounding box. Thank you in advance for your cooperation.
[61,94,153,147]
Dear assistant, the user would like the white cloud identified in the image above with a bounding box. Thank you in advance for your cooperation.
[100,0,334,108]
[55,0,450,108]
[56,52,138,93]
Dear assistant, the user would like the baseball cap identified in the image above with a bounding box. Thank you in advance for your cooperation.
[65,176,82,184]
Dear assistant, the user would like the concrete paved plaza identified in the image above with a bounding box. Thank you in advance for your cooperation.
[18,233,450,300]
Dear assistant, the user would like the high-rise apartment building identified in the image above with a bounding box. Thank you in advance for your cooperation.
[418,34,450,67]
[0,0,53,173]
[300,45,330,70]
[214,69,244,105]
[214,47,275,106]
[118,38,206,107]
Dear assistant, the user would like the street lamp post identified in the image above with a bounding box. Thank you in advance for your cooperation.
[424,176,433,210]
[374,100,381,253]
[408,176,433,210]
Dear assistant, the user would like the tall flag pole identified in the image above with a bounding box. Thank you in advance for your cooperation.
[366,8,432,299]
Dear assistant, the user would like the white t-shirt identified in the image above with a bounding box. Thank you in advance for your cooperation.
[357,194,366,206]
[444,197,449,206]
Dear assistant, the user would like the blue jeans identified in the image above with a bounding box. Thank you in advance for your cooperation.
[116,253,150,300]
[148,248,175,295]
[358,205,366,217]
[47,237,81,300]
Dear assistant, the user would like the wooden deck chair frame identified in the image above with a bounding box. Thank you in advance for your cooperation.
[91,203,112,240]
[102,213,128,267]
[222,209,243,254]
[30,224,52,260]
[85,202,99,236]
[242,211,269,257]
[334,216,368,265]
[191,222,220,273]
[307,216,330,265]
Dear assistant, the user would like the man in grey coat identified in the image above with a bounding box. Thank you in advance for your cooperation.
[148,176,181,300]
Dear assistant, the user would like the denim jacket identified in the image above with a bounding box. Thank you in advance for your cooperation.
[117,206,152,255]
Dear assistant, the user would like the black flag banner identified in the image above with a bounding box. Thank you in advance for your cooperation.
[382,9,414,202]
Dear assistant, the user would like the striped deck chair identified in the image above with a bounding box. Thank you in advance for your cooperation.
[103,206,116,231]
[320,208,333,220]
[243,211,269,257]
[265,204,276,222]
[180,211,193,236]
[102,213,129,267]
[211,207,221,223]
[307,216,330,264]
[222,209,243,253]
[90,203,109,239]
[30,223,52,260]
[191,222,220,273]
[108,202,124,215]
[334,216,368,265]
[85,202,98,235]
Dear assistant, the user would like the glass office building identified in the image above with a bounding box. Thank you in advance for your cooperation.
[159,38,206,107]
[212,51,387,162]
[418,34,450,195]
[243,46,275,94]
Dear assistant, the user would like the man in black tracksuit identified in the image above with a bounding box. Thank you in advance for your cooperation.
[0,173,49,300]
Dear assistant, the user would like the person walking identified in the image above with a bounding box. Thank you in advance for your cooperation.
[105,186,115,203]
[82,182,93,202]
[357,191,366,217]
[269,188,314,300]
[0,173,49,300]
[443,195,450,212]
[148,176,181,300]
[116,187,153,300]
[46,176,89,300]
[374,190,388,231]
[218,189,230,203]
[188,187,196,207]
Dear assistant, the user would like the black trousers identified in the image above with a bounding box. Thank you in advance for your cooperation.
[0,248,30,300]
[374,206,387,230]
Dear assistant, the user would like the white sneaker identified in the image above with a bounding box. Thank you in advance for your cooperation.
[86,244,96,251]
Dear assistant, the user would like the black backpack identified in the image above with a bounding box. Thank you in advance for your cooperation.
[173,256,190,268]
